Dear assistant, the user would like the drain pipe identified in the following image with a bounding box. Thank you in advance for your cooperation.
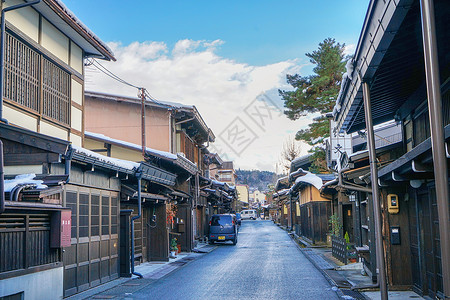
[0,140,4,214]
[130,170,143,278]
[0,0,41,123]
[64,145,74,184]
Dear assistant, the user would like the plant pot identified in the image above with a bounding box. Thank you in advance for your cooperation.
[170,251,177,258]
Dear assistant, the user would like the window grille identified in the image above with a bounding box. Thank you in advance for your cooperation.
[42,58,70,124]
[66,191,77,239]
[3,32,40,112]
[111,197,118,235]
[102,196,109,235]
[3,32,71,125]
[79,194,89,238]
[91,195,100,236]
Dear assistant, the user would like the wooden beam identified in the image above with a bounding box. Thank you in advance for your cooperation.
[4,153,61,165]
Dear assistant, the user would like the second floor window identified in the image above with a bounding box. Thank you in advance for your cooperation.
[4,32,70,125]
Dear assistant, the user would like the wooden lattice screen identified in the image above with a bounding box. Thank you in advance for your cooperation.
[42,58,70,124]
[4,32,40,112]
[4,32,70,125]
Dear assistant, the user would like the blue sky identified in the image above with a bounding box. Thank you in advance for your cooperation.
[64,0,368,67]
[65,0,370,172]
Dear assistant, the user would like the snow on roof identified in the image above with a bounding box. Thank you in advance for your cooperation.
[291,153,313,165]
[333,59,355,117]
[146,148,178,160]
[84,91,193,110]
[289,168,307,178]
[72,145,139,170]
[292,171,323,191]
[4,174,47,192]
[51,0,114,58]
[211,179,225,186]
[274,189,290,197]
[85,131,178,160]
[276,176,288,184]
[349,149,368,159]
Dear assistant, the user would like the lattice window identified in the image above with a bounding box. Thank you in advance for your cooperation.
[91,195,100,236]
[66,191,77,239]
[101,196,110,235]
[42,58,70,124]
[79,193,89,238]
[111,197,118,235]
[3,32,71,126]
[3,32,40,112]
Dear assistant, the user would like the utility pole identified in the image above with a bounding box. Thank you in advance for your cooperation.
[140,88,146,157]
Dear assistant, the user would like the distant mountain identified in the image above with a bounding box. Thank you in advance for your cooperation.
[235,169,278,191]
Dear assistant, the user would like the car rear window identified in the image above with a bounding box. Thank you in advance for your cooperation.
[211,215,232,226]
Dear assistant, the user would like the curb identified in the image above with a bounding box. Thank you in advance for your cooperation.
[287,233,368,300]
[68,245,218,300]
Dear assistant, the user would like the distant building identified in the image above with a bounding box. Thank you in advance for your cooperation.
[251,190,266,206]
[236,184,249,211]
[216,161,236,186]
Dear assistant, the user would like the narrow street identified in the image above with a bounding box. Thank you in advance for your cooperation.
[122,221,338,299]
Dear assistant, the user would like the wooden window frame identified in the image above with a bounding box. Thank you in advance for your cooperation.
[3,28,73,128]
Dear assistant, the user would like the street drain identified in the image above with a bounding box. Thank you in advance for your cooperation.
[169,261,187,266]
[340,289,366,300]
[183,257,195,261]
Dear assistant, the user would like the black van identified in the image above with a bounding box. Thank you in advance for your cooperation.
[208,214,238,245]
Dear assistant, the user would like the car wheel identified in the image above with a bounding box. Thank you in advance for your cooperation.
[208,240,214,245]
[232,237,237,245]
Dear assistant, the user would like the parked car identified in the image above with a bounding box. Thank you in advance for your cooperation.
[208,214,238,245]
[240,209,257,220]
[235,213,242,225]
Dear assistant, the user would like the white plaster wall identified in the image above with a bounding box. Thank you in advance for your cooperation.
[71,106,82,131]
[41,18,69,64]
[0,267,63,300]
[40,121,68,141]
[4,0,39,42]
[70,41,83,74]
[3,105,37,131]
[71,79,83,106]
[70,133,82,147]
[4,165,42,175]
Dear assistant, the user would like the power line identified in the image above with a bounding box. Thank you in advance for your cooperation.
[87,58,175,109]
[87,58,141,89]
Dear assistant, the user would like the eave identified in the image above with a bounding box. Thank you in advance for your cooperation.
[333,0,450,134]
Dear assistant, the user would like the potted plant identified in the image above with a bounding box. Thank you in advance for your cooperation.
[170,238,178,258]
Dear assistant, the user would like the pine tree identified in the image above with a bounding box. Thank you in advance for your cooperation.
[279,38,347,172]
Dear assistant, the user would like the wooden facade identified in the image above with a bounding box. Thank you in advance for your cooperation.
[331,0,449,297]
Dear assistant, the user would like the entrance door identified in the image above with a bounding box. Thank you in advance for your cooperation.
[342,205,354,242]
[410,187,443,298]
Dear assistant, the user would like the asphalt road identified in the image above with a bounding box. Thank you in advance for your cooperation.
[129,220,338,300]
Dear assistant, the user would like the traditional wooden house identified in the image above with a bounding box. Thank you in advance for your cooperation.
[0,124,70,299]
[0,0,120,298]
[289,170,334,245]
[273,176,289,227]
[323,122,403,268]
[84,91,216,252]
[83,132,178,264]
[333,0,449,297]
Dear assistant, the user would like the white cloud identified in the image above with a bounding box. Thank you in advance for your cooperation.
[344,43,356,56]
[85,40,312,172]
